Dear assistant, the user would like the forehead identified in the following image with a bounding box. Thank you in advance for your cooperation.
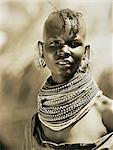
[43,9,86,42]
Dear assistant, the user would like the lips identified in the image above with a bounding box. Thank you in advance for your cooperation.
[56,59,72,68]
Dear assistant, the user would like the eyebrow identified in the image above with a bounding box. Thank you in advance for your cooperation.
[46,37,83,45]
[66,38,83,44]
[47,37,64,43]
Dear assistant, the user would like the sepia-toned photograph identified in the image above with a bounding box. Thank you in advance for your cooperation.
[0,0,113,150]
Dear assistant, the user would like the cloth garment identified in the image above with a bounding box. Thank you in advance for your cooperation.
[23,113,113,150]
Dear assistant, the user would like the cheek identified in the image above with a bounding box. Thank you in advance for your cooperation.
[72,46,85,58]
[43,55,50,66]
[43,52,54,68]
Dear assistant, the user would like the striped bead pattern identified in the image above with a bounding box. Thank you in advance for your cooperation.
[37,71,101,130]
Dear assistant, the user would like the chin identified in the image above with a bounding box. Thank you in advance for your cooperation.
[59,68,76,77]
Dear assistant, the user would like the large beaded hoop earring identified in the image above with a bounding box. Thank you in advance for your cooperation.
[79,45,90,73]
[34,41,46,69]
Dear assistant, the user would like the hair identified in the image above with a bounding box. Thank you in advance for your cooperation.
[43,8,86,41]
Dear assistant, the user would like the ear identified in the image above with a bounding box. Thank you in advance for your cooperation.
[85,45,90,59]
[38,41,44,58]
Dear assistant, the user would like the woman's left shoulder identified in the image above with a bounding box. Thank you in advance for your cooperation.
[97,95,113,132]
[95,95,113,111]
[101,94,113,102]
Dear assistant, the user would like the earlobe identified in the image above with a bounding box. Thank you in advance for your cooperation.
[85,45,90,59]
[78,44,90,72]
[34,41,46,69]
[85,45,90,52]
[38,41,44,57]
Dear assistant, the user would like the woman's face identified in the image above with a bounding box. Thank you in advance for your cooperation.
[43,15,85,83]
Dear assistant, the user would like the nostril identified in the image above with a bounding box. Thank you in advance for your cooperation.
[57,50,65,57]
[57,50,70,58]
[57,45,71,57]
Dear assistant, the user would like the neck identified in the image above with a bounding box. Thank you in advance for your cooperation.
[52,73,75,84]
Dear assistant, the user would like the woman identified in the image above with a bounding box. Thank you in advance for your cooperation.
[23,8,113,150]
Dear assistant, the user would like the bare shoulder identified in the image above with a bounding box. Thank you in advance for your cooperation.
[96,95,113,132]
[95,95,113,111]
[101,94,113,104]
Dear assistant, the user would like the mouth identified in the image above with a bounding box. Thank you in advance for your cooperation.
[56,59,72,68]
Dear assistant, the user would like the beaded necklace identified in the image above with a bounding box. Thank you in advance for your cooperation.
[37,71,102,131]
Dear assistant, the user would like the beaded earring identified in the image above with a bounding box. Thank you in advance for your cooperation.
[79,45,90,72]
[34,41,46,69]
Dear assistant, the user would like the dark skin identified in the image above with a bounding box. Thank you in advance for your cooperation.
[43,35,85,84]
[43,14,86,84]
[38,11,113,144]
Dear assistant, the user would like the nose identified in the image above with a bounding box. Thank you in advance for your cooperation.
[57,45,71,57]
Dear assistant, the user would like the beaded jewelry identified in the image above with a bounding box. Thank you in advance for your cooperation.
[37,70,102,131]
[79,45,90,73]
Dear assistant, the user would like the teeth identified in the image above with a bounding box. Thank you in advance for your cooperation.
[59,62,67,65]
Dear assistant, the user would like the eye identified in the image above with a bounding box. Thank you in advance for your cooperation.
[67,41,82,48]
[49,41,55,47]
[49,40,64,48]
